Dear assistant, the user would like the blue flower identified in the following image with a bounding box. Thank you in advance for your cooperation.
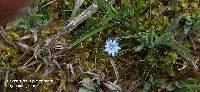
[104,39,121,57]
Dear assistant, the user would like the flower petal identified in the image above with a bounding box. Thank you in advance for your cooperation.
[111,51,115,56]
[115,46,121,50]
[104,48,109,52]
[108,50,112,55]
[112,40,116,44]
[106,40,110,45]
[105,44,110,48]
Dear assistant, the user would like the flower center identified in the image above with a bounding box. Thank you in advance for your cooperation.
[109,44,115,49]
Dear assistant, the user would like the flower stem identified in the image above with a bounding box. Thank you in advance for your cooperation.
[110,57,119,83]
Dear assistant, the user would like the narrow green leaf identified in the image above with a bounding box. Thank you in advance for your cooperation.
[165,15,182,33]
[72,16,113,46]
[94,0,120,20]
[135,0,141,33]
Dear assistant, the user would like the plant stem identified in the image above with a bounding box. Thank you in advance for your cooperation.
[110,58,119,83]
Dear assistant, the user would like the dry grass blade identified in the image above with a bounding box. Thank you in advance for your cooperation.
[16,42,31,50]
[40,0,57,9]
[0,67,16,72]
[4,65,9,92]
[21,55,35,68]
[25,60,40,67]
[29,62,43,77]
[17,33,38,52]
[19,43,40,61]
[65,4,98,29]
[35,62,43,73]
[19,34,32,40]
[0,26,17,48]
[63,63,75,76]
[70,0,84,20]
[33,31,38,43]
